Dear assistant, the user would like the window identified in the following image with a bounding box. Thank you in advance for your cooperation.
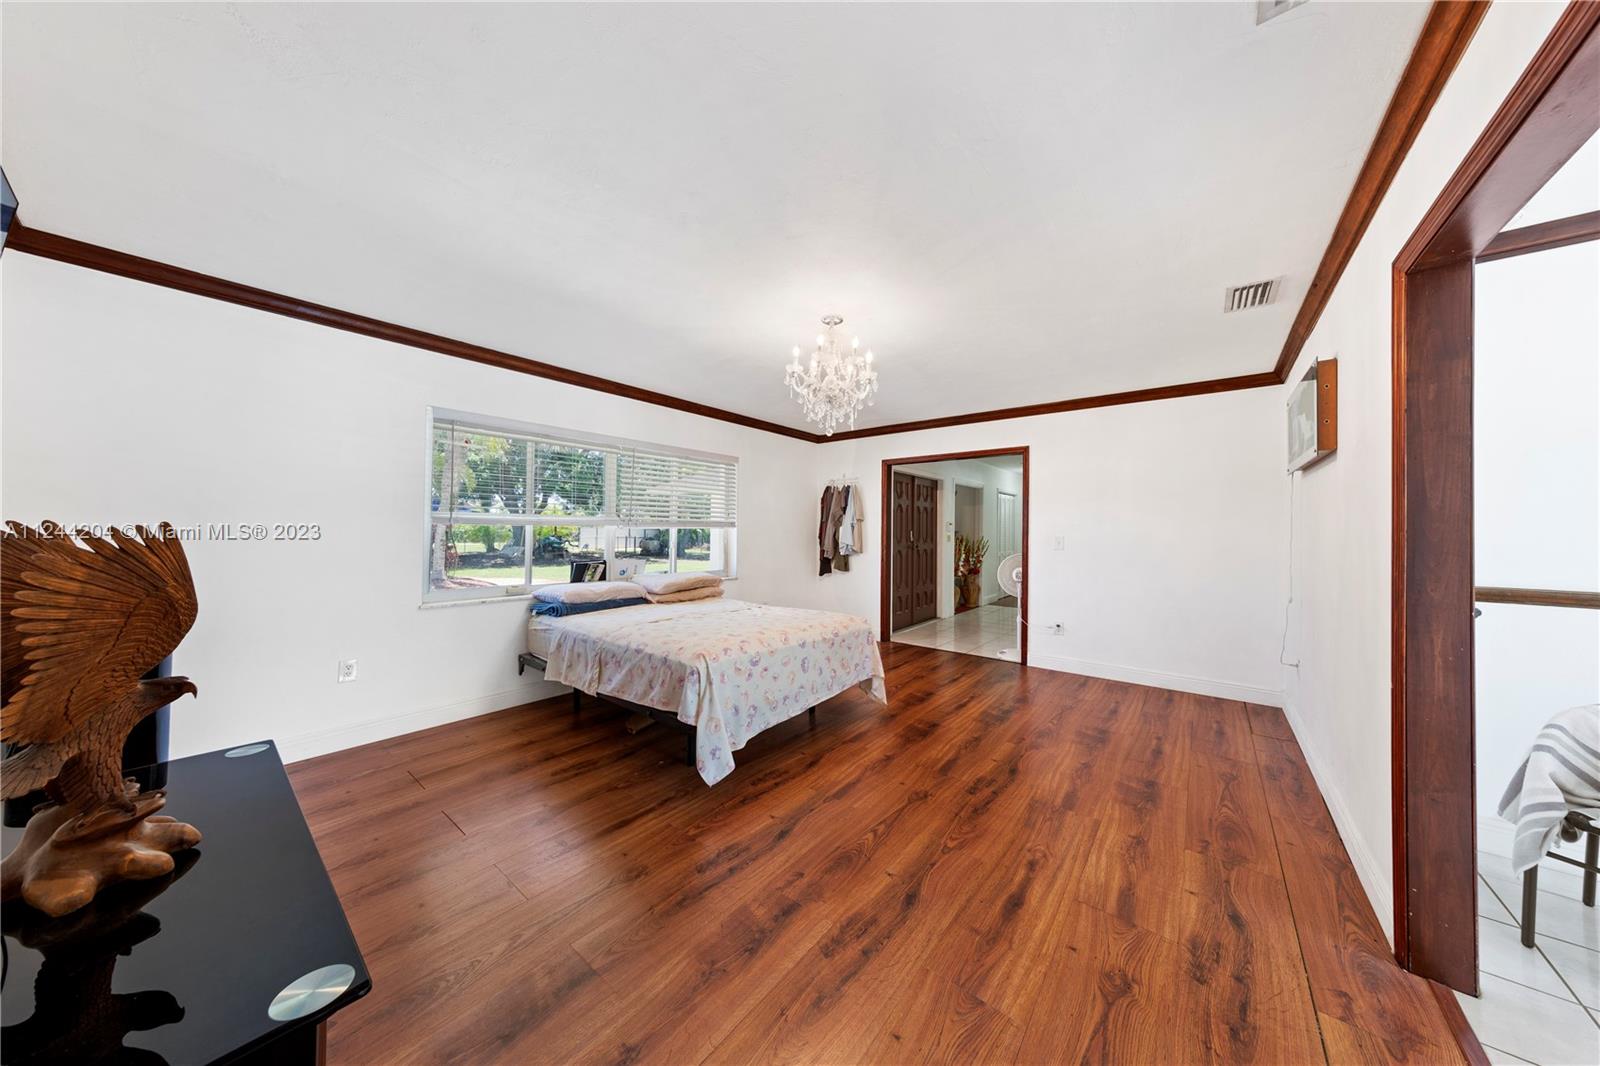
[424,409,737,602]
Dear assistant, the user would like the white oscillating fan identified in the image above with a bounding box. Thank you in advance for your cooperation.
[995,553,1023,661]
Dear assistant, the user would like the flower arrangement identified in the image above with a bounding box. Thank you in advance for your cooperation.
[954,534,989,607]
[954,533,990,578]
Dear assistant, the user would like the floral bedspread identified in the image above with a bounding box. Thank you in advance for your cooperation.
[540,599,886,785]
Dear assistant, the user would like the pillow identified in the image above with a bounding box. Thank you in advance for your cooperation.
[531,597,647,618]
[533,580,647,605]
[644,585,724,604]
[631,572,722,596]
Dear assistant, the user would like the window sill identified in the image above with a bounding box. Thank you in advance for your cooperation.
[420,576,738,610]
[419,592,535,610]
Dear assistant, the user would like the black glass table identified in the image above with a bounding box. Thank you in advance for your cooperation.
[1,741,370,1065]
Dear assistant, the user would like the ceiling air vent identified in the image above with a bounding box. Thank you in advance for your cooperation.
[1223,277,1282,313]
[1256,0,1309,26]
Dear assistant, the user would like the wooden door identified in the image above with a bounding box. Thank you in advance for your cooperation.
[891,473,940,630]
[890,473,916,631]
[911,477,938,624]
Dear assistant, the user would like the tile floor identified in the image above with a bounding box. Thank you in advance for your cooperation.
[891,604,1020,661]
[1459,851,1600,1065]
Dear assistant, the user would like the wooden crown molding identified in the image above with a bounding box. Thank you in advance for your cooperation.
[5,1,1488,443]
[1399,0,1600,273]
[1272,0,1490,384]
[823,372,1282,441]
[864,0,1491,433]
[6,218,1284,441]
[6,219,821,443]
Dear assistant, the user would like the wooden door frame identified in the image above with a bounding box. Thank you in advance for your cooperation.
[880,447,1030,665]
[1391,2,1599,994]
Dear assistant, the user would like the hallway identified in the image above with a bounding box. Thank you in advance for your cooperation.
[893,603,1020,661]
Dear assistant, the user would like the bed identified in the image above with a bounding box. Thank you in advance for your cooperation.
[518,598,886,785]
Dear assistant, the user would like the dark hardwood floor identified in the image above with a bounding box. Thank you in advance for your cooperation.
[288,643,1469,1065]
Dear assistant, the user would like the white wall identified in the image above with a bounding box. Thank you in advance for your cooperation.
[808,389,1290,706]
[1473,240,1600,893]
[0,252,1292,771]
[888,457,1023,619]
[0,255,818,762]
[1279,1,1571,941]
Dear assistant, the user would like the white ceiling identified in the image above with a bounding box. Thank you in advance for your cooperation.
[2,2,1430,432]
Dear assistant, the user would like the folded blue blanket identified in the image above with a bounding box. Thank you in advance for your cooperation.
[530,597,648,618]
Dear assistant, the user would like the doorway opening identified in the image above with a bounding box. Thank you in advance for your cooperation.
[880,448,1028,664]
[1390,3,1598,1034]
[1463,144,1599,1061]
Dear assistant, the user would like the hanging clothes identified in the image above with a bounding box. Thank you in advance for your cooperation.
[847,486,865,556]
[818,485,837,576]
[838,486,857,554]
[819,482,860,576]
[825,485,847,557]
[834,486,852,571]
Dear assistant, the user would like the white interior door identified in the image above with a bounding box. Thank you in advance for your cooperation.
[996,491,1020,560]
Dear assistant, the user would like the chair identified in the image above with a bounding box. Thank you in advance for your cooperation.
[1520,808,1599,948]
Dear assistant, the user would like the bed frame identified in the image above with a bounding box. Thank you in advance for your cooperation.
[518,651,815,767]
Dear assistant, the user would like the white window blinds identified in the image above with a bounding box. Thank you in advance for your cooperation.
[429,413,737,528]
[617,450,739,528]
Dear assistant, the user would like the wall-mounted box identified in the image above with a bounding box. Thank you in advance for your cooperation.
[1287,357,1337,472]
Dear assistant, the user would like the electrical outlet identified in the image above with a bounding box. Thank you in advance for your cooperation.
[338,658,358,684]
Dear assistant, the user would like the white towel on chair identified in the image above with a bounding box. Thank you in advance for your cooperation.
[1498,703,1600,873]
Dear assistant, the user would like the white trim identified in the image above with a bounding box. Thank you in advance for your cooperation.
[1282,697,1396,944]
[417,591,538,610]
[275,682,558,763]
[417,573,737,608]
[1029,653,1285,706]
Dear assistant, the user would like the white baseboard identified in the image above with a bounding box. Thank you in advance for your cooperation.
[275,681,561,764]
[1029,653,1285,707]
[1280,698,1396,944]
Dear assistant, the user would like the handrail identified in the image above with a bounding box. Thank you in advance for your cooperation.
[1474,586,1600,610]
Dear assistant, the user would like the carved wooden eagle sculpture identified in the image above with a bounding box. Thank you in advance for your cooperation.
[1,521,199,811]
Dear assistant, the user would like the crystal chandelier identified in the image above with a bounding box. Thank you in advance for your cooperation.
[784,315,879,436]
